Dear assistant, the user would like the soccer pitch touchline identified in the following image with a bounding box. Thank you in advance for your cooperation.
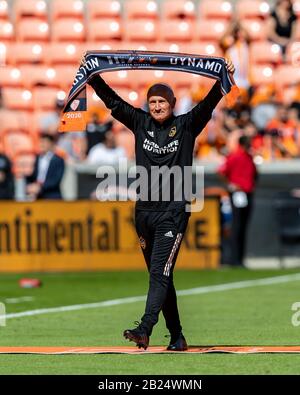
[4,273,300,321]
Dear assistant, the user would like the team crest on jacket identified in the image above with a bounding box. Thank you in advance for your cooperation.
[169,126,176,137]
[139,236,146,249]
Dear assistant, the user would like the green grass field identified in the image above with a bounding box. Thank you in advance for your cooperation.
[1,267,300,375]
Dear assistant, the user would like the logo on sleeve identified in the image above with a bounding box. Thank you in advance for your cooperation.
[169,126,176,137]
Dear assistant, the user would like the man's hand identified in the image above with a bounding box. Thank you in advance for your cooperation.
[225,59,235,74]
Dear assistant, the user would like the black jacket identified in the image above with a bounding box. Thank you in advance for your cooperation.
[89,75,223,211]
[27,153,65,199]
[0,153,14,200]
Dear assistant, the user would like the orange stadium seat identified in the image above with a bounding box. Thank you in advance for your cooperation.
[250,41,282,65]
[115,87,141,106]
[150,42,184,53]
[160,20,195,41]
[184,42,222,57]
[83,41,124,51]
[195,19,228,41]
[0,66,24,87]
[199,0,233,20]
[0,0,9,20]
[286,42,300,65]
[236,0,271,20]
[103,70,137,89]
[33,87,65,110]
[124,20,158,41]
[45,42,83,65]
[14,0,48,21]
[241,19,267,41]
[7,42,46,65]
[1,88,34,110]
[2,130,35,159]
[0,109,32,133]
[250,65,275,86]
[88,19,122,41]
[51,0,85,20]
[54,65,78,90]
[275,65,300,88]
[19,65,60,88]
[0,20,14,41]
[161,0,197,20]
[52,19,86,41]
[124,0,159,20]
[88,0,122,20]
[16,19,49,41]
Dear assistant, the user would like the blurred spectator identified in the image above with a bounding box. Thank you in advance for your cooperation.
[220,20,251,92]
[57,131,87,163]
[26,133,65,200]
[86,112,114,154]
[39,98,65,135]
[0,152,14,199]
[86,131,126,165]
[265,104,299,158]
[250,84,279,132]
[218,136,257,267]
[267,0,297,58]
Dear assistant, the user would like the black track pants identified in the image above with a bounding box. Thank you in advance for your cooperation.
[135,209,190,336]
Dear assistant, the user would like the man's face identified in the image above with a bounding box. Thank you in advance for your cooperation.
[148,95,174,124]
[39,138,53,154]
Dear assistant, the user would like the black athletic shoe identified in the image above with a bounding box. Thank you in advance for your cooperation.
[123,322,149,350]
[167,333,188,351]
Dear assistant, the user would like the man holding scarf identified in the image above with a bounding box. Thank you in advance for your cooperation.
[81,55,235,351]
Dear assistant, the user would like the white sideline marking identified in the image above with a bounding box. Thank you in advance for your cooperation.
[3,273,300,321]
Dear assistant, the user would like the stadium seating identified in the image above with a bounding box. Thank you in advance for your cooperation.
[196,19,228,41]
[160,20,195,41]
[0,20,14,41]
[88,0,122,20]
[45,42,83,65]
[161,0,197,20]
[236,0,270,20]
[14,0,48,22]
[241,19,267,41]
[124,20,158,41]
[2,88,34,111]
[51,0,85,21]
[88,19,122,41]
[124,0,159,20]
[7,42,46,65]
[199,0,233,20]
[52,19,86,41]
[1,0,299,165]
[249,41,282,65]
[0,66,23,87]
[250,64,275,86]
[0,0,9,20]
[16,19,49,41]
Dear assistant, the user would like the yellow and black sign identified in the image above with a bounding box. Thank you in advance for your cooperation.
[0,200,220,272]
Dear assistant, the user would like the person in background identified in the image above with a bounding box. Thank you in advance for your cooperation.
[0,151,14,199]
[26,133,65,200]
[267,0,297,58]
[218,135,257,267]
[220,20,251,93]
[86,112,114,154]
[86,130,126,165]
[39,98,65,135]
